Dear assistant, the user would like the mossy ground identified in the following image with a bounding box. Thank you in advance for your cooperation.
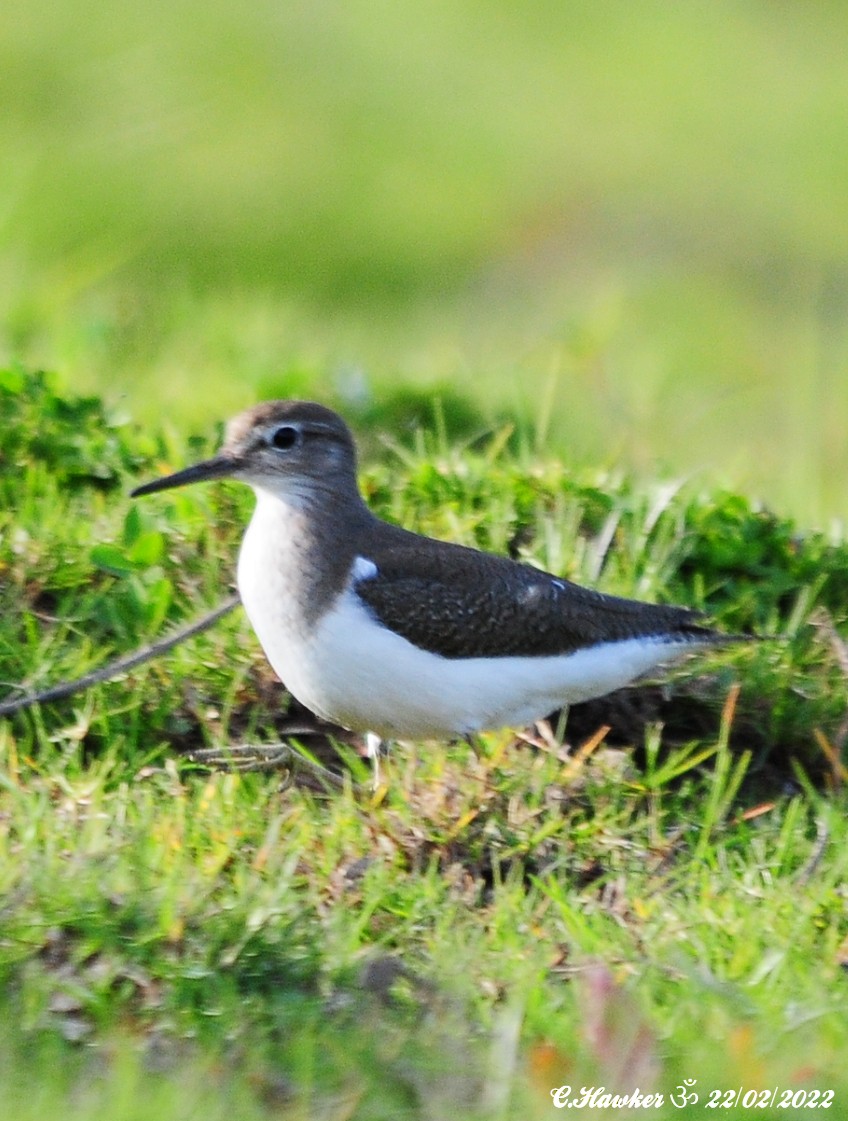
[2,373,847,1119]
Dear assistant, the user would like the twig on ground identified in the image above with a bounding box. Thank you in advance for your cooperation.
[187,741,359,793]
[0,595,241,717]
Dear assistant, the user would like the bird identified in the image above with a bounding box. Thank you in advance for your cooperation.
[132,400,738,780]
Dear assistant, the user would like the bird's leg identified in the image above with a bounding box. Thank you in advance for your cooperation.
[365,731,384,791]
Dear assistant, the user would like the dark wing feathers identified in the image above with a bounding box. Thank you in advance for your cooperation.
[353,536,720,659]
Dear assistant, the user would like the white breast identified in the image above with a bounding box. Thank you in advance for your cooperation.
[236,490,321,702]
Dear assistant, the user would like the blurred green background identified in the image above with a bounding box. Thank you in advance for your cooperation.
[2,0,848,526]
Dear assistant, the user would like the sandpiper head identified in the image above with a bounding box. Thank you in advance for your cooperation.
[131,401,358,501]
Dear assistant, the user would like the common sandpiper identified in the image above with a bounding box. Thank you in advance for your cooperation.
[132,401,739,779]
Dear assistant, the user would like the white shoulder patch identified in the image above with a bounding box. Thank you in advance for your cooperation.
[351,555,378,583]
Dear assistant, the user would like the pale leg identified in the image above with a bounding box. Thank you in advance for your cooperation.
[365,731,383,790]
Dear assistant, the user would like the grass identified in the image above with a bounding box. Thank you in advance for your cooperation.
[2,371,848,1118]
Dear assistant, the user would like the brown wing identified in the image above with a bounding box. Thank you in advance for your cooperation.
[353,537,719,659]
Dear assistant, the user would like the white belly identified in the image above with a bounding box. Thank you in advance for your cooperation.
[239,548,694,739]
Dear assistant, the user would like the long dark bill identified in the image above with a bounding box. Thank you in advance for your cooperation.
[131,455,237,498]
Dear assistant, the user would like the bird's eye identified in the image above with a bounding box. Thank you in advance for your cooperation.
[270,425,300,451]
